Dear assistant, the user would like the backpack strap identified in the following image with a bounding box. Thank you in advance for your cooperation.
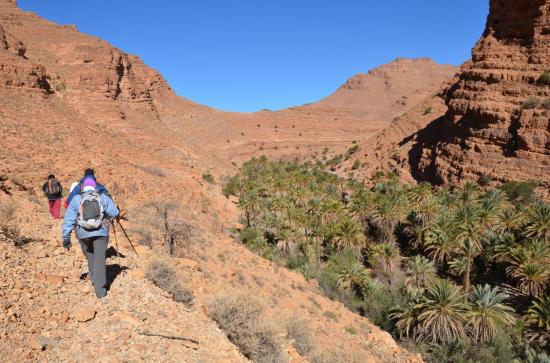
[48,179,53,194]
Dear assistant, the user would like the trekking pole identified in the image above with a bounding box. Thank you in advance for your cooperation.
[116,220,140,257]
[110,220,124,271]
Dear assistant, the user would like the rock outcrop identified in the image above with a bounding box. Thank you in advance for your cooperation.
[412,0,550,185]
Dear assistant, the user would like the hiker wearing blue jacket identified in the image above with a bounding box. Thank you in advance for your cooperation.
[62,178,120,298]
[66,168,109,206]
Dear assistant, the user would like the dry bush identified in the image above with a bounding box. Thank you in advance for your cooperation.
[147,202,193,256]
[522,97,541,109]
[128,226,153,247]
[0,199,18,237]
[207,293,287,363]
[285,318,313,356]
[310,347,365,363]
[134,164,166,177]
[146,259,193,306]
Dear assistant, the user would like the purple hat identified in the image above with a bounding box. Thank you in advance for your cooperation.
[82,178,97,189]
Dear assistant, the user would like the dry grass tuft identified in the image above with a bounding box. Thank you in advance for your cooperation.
[134,164,166,177]
[146,259,193,306]
[310,347,365,363]
[0,199,18,237]
[285,318,313,356]
[207,293,287,363]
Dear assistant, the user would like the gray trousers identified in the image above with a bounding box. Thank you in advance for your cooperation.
[79,236,108,298]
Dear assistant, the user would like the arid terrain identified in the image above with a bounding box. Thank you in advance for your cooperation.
[0,0,453,361]
[343,0,550,188]
[1,0,548,361]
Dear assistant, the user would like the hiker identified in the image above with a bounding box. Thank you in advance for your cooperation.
[42,174,63,219]
[66,168,109,206]
[62,178,120,298]
[341,191,350,205]
[64,181,78,209]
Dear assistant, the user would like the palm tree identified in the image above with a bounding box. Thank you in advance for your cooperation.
[477,189,509,228]
[350,189,372,229]
[332,219,367,252]
[369,192,408,243]
[458,182,480,204]
[416,280,467,344]
[465,284,516,344]
[389,288,424,340]
[239,189,261,226]
[404,222,425,251]
[457,223,485,292]
[504,240,550,297]
[369,242,402,286]
[525,295,550,348]
[452,203,485,292]
[336,263,370,295]
[495,207,526,236]
[424,213,459,268]
[409,182,440,225]
[405,255,436,288]
[524,202,550,243]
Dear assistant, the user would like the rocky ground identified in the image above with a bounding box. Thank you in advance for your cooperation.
[0,221,246,362]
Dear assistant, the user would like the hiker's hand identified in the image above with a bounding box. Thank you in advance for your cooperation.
[63,238,71,250]
[117,209,127,221]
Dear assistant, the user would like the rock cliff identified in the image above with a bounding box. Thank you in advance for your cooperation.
[412,0,550,185]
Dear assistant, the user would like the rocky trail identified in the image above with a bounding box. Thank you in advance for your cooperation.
[0,206,246,363]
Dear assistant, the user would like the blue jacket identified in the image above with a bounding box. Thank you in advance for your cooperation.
[62,191,119,241]
[66,176,109,206]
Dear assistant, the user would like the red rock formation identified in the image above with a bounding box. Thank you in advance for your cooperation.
[412,0,550,185]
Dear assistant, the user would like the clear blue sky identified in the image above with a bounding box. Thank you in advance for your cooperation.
[19,0,488,112]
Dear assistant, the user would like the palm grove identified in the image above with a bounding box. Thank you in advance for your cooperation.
[223,156,550,362]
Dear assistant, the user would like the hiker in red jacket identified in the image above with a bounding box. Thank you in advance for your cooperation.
[42,174,63,219]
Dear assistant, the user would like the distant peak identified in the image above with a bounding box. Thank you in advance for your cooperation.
[337,58,446,90]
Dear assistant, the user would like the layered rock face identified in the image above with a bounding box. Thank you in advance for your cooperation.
[413,0,550,185]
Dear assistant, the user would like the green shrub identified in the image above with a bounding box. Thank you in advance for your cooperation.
[344,326,357,335]
[351,160,361,170]
[326,154,343,167]
[522,97,541,109]
[146,260,194,306]
[537,71,550,85]
[423,106,433,115]
[222,175,241,197]
[477,174,493,186]
[207,293,286,363]
[345,145,360,160]
[202,172,215,184]
[500,180,537,203]
[542,99,550,110]
[323,310,338,321]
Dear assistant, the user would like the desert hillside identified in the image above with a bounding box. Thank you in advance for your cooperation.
[0,0,438,361]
